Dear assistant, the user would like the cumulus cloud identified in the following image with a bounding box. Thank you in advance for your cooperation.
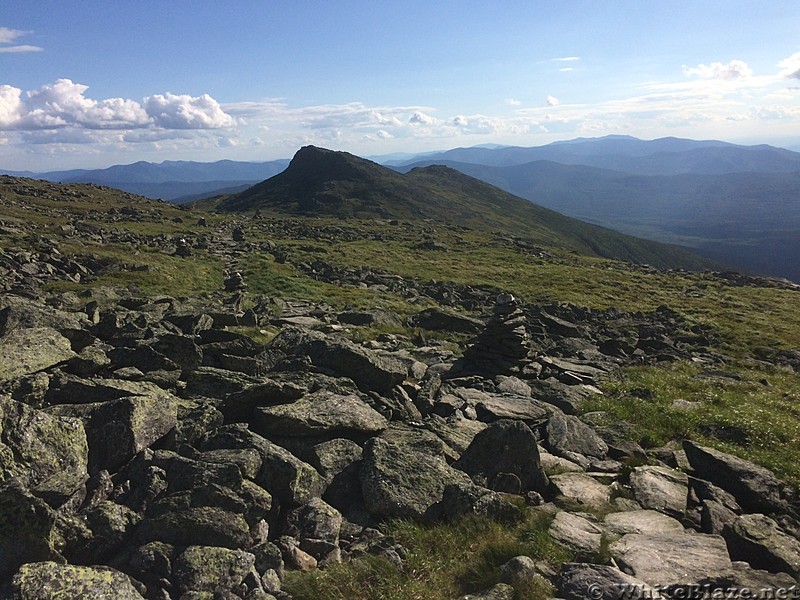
[0,79,235,133]
[144,93,235,129]
[778,52,800,80]
[546,95,560,106]
[409,110,438,125]
[683,59,753,80]
[0,27,43,53]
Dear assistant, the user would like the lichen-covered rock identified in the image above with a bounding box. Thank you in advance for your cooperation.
[253,391,388,439]
[360,437,472,520]
[137,505,252,549]
[82,394,178,474]
[0,482,63,581]
[172,545,255,596]
[0,327,75,383]
[0,397,88,506]
[200,424,324,508]
[6,561,145,599]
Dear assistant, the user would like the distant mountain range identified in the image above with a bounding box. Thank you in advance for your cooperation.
[0,159,290,202]
[3,135,799,280]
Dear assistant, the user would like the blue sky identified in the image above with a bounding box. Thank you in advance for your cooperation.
[1,1,799,170]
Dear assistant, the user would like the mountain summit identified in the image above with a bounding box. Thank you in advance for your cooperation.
[218,146,717,271]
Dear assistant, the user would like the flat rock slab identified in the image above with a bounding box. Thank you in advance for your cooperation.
[610,531,732,586]
[549,511,603,555]
[629,465,688,518]
[603,510,685,536]
[254,391,388,438]
[545,412,608,459]
[550,473,611,508]
[0,327,75,382]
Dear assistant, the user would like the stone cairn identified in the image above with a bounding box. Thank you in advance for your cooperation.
[461,293,535,376]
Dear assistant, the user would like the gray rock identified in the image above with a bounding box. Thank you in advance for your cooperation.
[629,465,688,518]
[409,307,484,334]
[0,482,62,581]
[549,511,604,555]
[545,412,608,459]
[700,499,738,535]
[723,513,800,577]
[82,394,178,474]
[0,327,75,383]
[172,545,255,596]
[603,510,684,536]
[8,561,145,599]
[498,555,537,585]
[453,419,549,493]
[0,397,88,506]
[558,563,662,600]
[683,441,786,514]
[137,505,252,549]
[550,473,611,508]
[458,388,551,425]
[253,391,388,439]
[610,531,732,586]
[360,437,472,520]
[201,425,324,508]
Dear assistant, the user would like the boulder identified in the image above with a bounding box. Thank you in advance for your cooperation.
[545,412,608,459]
[253,391,388,439]
[7,562,145,599]
[360,437,472,520]
[82,394,178,474]
[550,474,611,508]
[610,531,732,586]
[629,466,688,518]
[723,513,800,577]
[0,397,88,506]
[0,482,62,581]
[682,441,786,514]
[201,425,324,507]
[172,545,256,596]
[549,511,604,556]
[0,327,75,383]
[453,419,549,493]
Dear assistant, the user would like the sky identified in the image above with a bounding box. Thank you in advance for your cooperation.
[1,0,799,171]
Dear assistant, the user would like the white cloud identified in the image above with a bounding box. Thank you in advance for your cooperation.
[0,27,43,53]
[683,59,753,80]
[409,110,438,125]
[778,52,800,80]
[546,95,560,106]
[0,80,235,133]
[554,56,580,62]
[144,93,235,129]
[25,79,151,129]
[0,85,23,126]
[559,67,575,72]
[505,98,522,106]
